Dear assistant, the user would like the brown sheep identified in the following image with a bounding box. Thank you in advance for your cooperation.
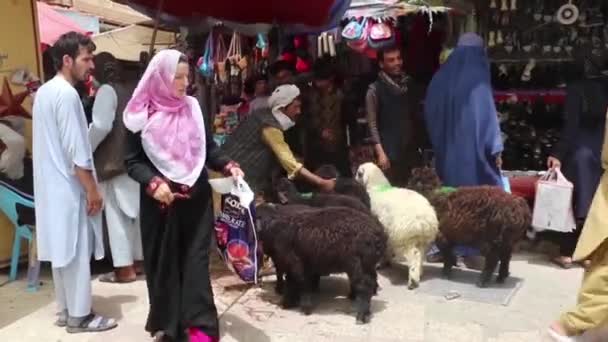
[407,167,532,287]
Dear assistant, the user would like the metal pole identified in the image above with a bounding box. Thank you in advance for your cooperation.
[148,0,165,56]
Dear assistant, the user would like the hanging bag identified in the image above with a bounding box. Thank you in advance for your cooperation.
[196,32,214,78]
[347,18,370,53]
[368,18,395,49]
[227,31,248,73]
[342,17,365,41]
[532,168,577,233]
[214,33,228,83]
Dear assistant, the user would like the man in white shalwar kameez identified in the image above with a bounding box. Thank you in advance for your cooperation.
[89,52,143,283]
[32,32,117,333]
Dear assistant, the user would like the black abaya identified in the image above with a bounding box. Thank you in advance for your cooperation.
[126,128,231,341]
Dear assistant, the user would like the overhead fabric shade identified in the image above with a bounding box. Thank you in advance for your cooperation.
[92,25,176,62]
[115,0,336,26]
[36,1,90,47]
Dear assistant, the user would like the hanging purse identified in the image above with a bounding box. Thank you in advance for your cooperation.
[227,31,249,73]
[347,19,370,53]
[368,18,395,49]
[214,33,228,83]
[197,32,214,78]
[342,17,365,41]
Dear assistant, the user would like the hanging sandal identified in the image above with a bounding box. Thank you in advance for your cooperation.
[66,313,117,333]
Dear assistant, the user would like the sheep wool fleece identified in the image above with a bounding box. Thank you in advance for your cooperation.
[367,178,439,288]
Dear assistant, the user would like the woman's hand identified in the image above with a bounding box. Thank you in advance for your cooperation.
[496,154,503,169]
[229,166,245,180]
[547,156,561,169]
[153,182,175,205]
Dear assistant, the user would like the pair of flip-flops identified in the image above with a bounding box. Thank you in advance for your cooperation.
[55,311,117,333]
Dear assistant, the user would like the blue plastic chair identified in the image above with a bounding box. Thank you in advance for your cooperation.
[0,181,39,291]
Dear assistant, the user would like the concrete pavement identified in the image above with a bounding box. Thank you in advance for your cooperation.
[0,244,584,342]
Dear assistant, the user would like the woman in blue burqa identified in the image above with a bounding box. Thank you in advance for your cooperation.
[425,32,503,187]
[424,33,504,261]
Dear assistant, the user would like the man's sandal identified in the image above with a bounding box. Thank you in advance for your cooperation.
[66,313,117,333]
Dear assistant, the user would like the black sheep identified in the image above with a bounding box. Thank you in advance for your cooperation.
[255,204,387,324]
[274,177,370,213]
[315,164,371,209]
[256,203,318,294]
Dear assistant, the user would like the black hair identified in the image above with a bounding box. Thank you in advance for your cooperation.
[93,52,119,85]
[376,45,401,64]
[51,31,96,72]
[312,57,338,80]
[269,60,295,77]
[178,54,188,64]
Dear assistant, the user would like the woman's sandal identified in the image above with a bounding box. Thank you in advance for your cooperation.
[66,313,117,333]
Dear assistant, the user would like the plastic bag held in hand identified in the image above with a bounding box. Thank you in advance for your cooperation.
[532,168,576,233]
[209,177,258,283]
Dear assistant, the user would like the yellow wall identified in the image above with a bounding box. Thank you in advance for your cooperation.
[0,0,41,266]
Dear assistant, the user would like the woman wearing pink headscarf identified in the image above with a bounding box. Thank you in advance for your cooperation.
[124,49,243,342]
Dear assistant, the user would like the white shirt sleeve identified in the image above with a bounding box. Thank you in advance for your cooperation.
[56,87,94,170]
[88,84,118,152]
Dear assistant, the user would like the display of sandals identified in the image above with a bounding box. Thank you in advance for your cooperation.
[498,98,563,171]
[486,0,606,63]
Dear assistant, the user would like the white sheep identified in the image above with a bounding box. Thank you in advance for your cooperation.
[355,162,439,289]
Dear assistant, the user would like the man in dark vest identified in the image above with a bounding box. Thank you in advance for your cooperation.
[365,46,419,186]
[89,52,143,283]
[221,84,335,201]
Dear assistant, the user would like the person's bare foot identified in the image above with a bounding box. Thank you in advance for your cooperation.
[552,256,574,269]
[548,321,578,341]
[100,266,137,283]
[550,321,568,335]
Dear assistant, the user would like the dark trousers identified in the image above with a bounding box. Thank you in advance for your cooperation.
[387,144,422,187]
[140,180,218,341]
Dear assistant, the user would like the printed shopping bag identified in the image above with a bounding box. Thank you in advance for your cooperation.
[209,177,260,283]
[532,169,576,233]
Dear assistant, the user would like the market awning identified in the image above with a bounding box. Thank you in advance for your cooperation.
[36,1,91,47]
[92,24,176,62]
[113,0,338,26]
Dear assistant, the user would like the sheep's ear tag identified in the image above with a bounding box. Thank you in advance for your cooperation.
[373,184,393,193]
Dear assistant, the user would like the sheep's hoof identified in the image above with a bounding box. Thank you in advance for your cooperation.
[281,298,299,309]
[496,274,509,284]
[300,297,313,315]
[408,281,419,290]
[301,306,313,316]
[476,279,490,288]
[356,313,371,325]
[442,269,453,279]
